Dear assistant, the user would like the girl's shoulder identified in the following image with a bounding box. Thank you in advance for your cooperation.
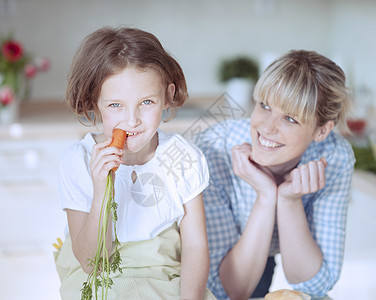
[157,129,205,160]
[156,130,209,193]
[60,132,97,168]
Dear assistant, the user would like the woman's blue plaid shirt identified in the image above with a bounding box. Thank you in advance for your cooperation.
[195,118,355,299]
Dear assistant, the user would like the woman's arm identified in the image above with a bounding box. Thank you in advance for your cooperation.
[218,144,278,299]
[276,198,323,283]
[219,196,276,299]
[278,156,354,296]
[180,193,210,300]
[276,159,326,283]
[67,137,123,273]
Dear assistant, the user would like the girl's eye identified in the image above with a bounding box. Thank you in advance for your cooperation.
[285,116,298,124]
[109,103,121,108]
[142,99,153,105]
[260,102,271,111]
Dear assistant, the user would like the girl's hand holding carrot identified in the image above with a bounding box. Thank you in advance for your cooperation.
[90,136,124,191]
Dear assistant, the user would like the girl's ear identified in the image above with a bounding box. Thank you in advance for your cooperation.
[314,120,335,142]
[164,83,175,109]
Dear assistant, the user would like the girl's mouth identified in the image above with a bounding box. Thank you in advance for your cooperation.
[258,133,284,148]
[126,131,138,137]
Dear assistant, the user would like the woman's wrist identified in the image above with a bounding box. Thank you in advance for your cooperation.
[255,189,278,206]
[277,193,302,205]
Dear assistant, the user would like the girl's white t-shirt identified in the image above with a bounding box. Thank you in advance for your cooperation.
[58,129,209,243]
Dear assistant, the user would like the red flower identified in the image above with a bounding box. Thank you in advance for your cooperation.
[24,64,37,78]
[0,86,14,106]
[1,40,24,62]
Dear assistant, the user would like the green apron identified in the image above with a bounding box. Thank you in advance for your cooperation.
[54,223,216,299]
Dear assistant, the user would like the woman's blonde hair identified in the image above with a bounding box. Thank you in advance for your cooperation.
[66,27,188,124]
[253,50,351,132]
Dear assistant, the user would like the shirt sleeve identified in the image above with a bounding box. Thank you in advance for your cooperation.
[58,143,93,212]
[195,128,238,300]
[171,134,210,204]
[291,138,355,297]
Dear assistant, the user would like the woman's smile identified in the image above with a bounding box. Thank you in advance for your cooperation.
[257,133,284,149]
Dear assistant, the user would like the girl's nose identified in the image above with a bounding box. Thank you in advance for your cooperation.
[127,108,141,127]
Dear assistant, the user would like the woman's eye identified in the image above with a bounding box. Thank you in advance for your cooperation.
[260,102,270,111]
[109,103,121,108]
[285,116,298,124]
[142,99,153,105]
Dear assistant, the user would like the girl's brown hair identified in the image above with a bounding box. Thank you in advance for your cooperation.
[66,27,188,124]
[253,50,352,133]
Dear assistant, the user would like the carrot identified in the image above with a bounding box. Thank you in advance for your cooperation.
[81,128,126,300]
[108,128,127,172]
[109,128,127,150]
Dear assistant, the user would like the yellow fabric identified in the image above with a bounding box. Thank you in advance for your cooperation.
[54,223,216,299]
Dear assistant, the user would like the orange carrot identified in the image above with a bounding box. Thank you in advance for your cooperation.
[81,128,127,299]
[108,128,127,172]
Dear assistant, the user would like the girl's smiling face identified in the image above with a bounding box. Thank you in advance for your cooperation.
[250,100,323,173]
[98,66,174,165]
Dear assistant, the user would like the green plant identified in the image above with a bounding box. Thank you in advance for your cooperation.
[352,145,376,174]
[218,56,259,83]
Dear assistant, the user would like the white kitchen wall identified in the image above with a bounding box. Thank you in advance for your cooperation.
[0,0,375,103]
[330,0,376,108]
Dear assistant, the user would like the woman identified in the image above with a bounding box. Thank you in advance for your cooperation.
[196,50,355,299]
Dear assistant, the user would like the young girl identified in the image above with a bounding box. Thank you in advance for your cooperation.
[55,27,216,300]
[196,50,355,299]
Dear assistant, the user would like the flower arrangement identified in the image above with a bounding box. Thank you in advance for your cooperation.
[0,35,49,110]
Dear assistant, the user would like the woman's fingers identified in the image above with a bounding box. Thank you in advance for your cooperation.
[232,144,277,199]
[232,143,253,177]
[290,167,302,195]
[292,158,327,195]
[307,162,319,192]
[317,159,326,190]
[299,164,310,194]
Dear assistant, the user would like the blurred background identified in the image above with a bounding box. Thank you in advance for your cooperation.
[1,0,376,101]
[0,0,376,299]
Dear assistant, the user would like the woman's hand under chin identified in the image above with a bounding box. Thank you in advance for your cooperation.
[232,143,277,199]
[278,157,327,202]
